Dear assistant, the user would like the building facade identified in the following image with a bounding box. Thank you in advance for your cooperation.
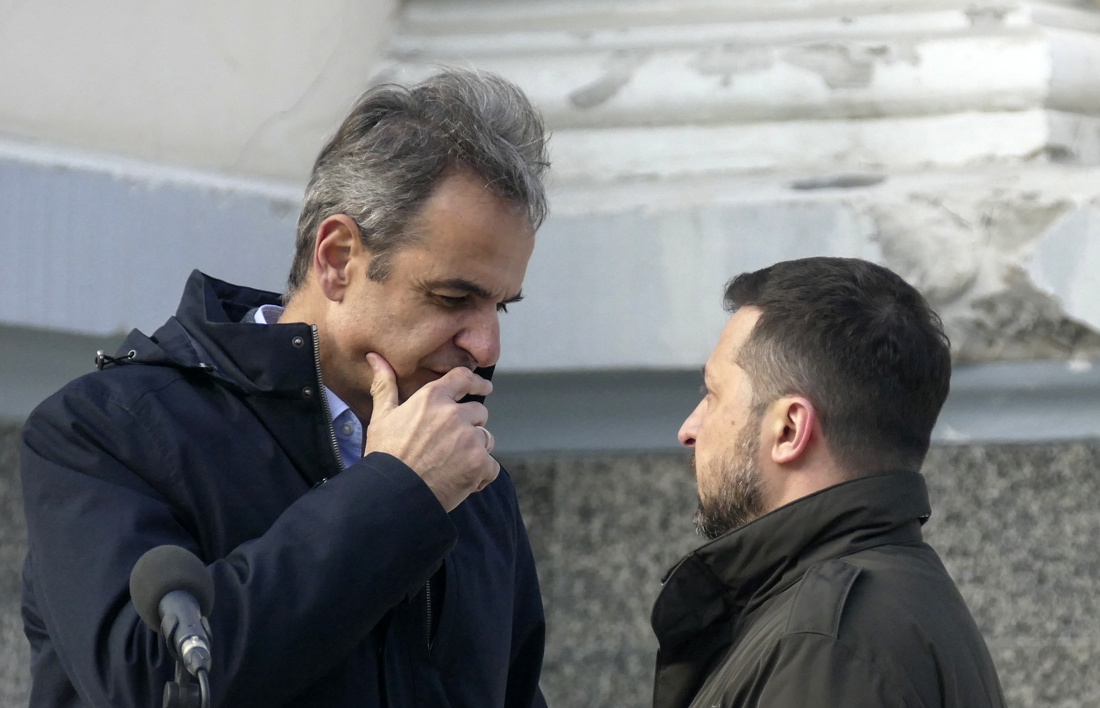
[2,1,1099,705]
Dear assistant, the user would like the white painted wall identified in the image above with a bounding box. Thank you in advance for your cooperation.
[0,0,399,182]
[1,0,1098,441]
[382,0,1100,367]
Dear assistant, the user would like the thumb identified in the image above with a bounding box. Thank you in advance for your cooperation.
[366,352,399,421]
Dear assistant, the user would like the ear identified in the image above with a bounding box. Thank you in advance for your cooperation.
[313,214,364,302]
[766,396,817,465]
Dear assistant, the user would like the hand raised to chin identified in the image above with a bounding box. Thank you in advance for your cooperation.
[363,353,499,512]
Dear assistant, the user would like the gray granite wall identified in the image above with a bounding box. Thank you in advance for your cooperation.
[1,424,29,706]
[3,422,1098,707]
[504,443,1100,708]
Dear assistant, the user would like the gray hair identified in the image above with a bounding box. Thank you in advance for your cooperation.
[287,68,550,293]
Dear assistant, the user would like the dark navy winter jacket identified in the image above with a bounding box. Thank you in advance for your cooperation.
[20,271,547,707]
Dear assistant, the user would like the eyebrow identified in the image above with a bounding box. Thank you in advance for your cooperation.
[427,278,525,304]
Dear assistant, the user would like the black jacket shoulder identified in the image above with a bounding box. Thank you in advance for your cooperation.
[783,559,863,639]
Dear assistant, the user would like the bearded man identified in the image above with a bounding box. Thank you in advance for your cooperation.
[651,257,1006,708]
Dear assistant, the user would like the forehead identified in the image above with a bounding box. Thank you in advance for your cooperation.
[706,307,761,379]
[415,169,533,238]
[400,170,535,292]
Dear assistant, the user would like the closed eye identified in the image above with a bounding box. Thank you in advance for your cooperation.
[428,279,523,313]
[498,293,523,314]
[438,295,468,307]
[436,295,513,313]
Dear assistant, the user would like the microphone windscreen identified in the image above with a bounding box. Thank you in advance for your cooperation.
[129,545,215,632]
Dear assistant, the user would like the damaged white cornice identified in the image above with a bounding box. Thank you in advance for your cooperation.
[379,0,1100,368]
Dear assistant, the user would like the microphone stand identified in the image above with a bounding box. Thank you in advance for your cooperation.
[129,545,214,708]
[158,595,212,708]
[162,660,209,708]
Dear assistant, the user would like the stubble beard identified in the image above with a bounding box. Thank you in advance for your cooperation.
[692,417,767,540]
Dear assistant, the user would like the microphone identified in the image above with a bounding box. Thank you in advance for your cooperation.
[129,545,215,677]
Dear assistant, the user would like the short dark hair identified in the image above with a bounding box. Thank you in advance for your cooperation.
[287,68,550,293]
[724,257,952,476]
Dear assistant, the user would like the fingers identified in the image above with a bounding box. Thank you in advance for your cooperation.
[360,358,499,511]
[434,366,493,402]
[475,459,501,492]
[366,353,399,421]
[455,401,489,429]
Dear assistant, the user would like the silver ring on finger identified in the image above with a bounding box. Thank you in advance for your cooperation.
[475,425,495,453]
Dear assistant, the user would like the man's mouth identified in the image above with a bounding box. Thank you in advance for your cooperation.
[428,364,476,378]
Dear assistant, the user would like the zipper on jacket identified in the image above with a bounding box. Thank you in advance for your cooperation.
[425,577,434,653]
[310,325,344,483]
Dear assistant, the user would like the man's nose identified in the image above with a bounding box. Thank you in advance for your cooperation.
[454,311,501,368]
[678,401,703,448]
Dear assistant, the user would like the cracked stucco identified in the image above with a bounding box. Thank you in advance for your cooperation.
[867,192,1100,363]
[569,49,651,109]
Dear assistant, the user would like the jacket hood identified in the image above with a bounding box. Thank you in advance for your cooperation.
[112,270,316,396]
[651,471,931,654]
[106,270,341,484]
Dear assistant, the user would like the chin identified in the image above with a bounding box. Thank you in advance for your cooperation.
[397,372,439,402]
[394,381,417,403]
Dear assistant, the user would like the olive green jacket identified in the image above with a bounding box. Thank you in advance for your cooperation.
[651,472,1006,708]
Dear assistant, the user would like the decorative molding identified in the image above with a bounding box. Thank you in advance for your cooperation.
[3,322,1096,448]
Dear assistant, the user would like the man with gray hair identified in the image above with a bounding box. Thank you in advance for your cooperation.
[21,69,550,707]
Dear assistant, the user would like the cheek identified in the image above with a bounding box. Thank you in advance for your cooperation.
[330,304,375,343]
[694,455,722,501]
[695,413,724,451]
[384,326,457,378]
[693,413,735,471]
[413,318,470,356]
[405,330,451,363]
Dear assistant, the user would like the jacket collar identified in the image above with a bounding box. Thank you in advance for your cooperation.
[116,270,342,485]
[173,270,316,394]
[651,472,931,655]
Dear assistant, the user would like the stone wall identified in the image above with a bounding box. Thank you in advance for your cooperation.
[505,443,1100,708]
[3,422,1098,706]
[0,424,28,706]
[379,0,1100,375]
